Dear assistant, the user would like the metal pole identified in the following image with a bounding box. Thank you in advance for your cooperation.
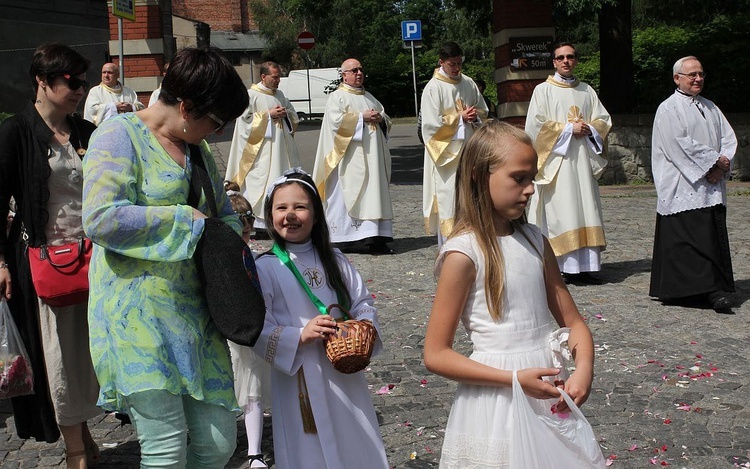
[306,52,312,117]
[118,17,125,85]
[411,41,418,117]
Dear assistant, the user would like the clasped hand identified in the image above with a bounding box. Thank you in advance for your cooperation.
[706,155,730,184]
[461,106,477,123]
[364,109,382,124]
[572,121,591,138]
[300,315,338,344]
[270,105,286,119]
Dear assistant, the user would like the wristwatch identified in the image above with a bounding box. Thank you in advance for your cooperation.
[0,262,9,270]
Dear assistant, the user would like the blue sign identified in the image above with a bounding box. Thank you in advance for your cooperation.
[401,20,422,41]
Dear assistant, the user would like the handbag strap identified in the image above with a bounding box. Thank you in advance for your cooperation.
[186,143,218,217]
[271,243,349,320]
[37,237,88,268]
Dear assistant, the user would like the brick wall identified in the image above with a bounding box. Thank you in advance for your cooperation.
[109,4,162,40]
[498,79,543,105]
[108,4,165,84]
[493,0,555,116]
[493,0,553,32]
[172,0,243,32]
[113,55,165,77]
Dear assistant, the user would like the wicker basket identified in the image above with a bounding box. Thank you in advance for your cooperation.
[324,304,377,374]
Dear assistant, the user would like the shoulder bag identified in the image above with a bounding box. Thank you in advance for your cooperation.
[187,144,265,347]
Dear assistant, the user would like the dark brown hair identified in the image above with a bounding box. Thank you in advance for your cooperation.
[159,47,249,123]
[29,43,90,94]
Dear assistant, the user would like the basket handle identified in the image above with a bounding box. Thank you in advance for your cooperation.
[326,303,351,321]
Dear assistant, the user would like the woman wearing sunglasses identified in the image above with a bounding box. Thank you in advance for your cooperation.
[0,43,100,468]
[81,47,249,468]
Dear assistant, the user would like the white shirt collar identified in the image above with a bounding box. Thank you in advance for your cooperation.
[553,72,576,85]
[439,67,460,80]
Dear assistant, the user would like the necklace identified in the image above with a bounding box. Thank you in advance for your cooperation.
[63,142,82,183]
[292,249,324,289]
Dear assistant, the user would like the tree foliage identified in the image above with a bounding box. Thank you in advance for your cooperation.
[555,0,750,112]
[249,0,494,116]
[248,0,750,115]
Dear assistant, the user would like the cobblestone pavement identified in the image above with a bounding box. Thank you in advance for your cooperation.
[2,122,749,468]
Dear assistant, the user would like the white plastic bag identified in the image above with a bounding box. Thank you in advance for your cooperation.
[509,370,606,468]
[0,298,34,399]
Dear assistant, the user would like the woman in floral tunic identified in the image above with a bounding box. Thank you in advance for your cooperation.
[82,47,249,468]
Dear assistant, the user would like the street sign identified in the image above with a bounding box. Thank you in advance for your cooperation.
[509,36,554,71]
[403,41,423,49]
[112,0,135,21]
[401,20,422,41]
[297,31,316,50]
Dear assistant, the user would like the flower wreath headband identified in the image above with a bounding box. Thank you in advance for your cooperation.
[265,167,319,201]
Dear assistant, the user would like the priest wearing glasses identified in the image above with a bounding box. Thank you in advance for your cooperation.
[649,56,736,314]
[312,58,394,255]
[525,41,612,285]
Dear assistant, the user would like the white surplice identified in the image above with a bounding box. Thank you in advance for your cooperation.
[651,90,736,216]
[312,85,393,243]
[225,84,300,229]
[252,241,388,469]
[525,75,611,273]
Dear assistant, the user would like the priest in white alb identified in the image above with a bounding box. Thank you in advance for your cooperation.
[525,42,611,284]
[83,62,144,126]
[225,61,300,233]
[421,42,487,246]
[312,58,394,255]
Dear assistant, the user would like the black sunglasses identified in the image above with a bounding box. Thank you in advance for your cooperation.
[61,73,91,92]
[553,54,577,61]
[206,111,228,133]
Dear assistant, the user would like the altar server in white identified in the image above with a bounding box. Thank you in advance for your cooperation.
[226,61,300,232]
[312,58,393,254]
[525,42,611,284]
[421,42,487,246]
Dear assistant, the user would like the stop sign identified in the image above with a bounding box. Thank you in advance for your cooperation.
[297,31,315,50]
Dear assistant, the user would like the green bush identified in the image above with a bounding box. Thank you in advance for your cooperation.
[575,52,601,92]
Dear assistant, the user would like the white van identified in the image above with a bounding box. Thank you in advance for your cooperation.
[278,67,340,119]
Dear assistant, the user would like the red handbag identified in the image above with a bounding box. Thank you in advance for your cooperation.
[28,237,92,307]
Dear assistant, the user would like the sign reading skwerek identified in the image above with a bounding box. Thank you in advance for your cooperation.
[510,37,554,71]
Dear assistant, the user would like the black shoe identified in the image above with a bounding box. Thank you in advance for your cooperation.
[563,272,603,285]
[368,242,394,255]
[246,454,268,468]
[707,291,733,314]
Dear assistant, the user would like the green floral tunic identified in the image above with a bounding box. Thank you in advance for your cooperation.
[82,114,241,413]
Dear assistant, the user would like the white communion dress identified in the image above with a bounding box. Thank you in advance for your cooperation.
[436,224,604,468]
